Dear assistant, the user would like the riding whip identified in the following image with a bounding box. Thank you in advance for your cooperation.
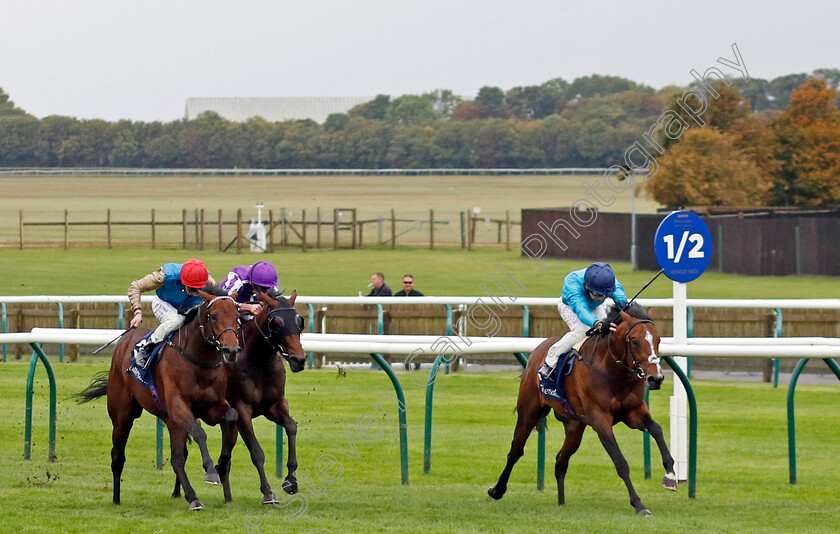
[91,327,133,355]
[622,268,665,311]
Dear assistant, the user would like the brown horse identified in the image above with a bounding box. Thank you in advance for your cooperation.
[488,302,677,516]
[78,288,241,511]
[172,290,307,504]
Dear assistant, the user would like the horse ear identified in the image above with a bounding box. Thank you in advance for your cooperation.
[647,308,654,319]
[290,290,297,305]
[619,310,633,323]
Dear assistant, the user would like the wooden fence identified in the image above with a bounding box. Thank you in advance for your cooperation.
[15,208,520,251]
[4,302,838,378]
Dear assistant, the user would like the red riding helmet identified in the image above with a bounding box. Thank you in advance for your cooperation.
[181,259,209,289]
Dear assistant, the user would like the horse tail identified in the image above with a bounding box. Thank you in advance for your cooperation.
[75,371,109,403]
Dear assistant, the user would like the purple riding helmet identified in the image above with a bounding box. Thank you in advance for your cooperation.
[249,261,278,290]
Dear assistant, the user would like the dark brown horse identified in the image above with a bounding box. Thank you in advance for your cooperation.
[172,290,307,504]
[488,303,677,516]
[78,289,241,511]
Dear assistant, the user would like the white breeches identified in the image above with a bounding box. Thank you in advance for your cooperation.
[149,298,185,344]
[545,302,607,367]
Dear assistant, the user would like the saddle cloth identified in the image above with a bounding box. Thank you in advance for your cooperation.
[126,333,168,414]
[538,348,581,410]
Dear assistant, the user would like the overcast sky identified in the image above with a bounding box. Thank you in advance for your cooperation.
[1,1,835,123]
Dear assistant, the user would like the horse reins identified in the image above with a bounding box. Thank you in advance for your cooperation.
[167,295,238,368]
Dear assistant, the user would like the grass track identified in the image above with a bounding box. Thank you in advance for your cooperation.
[1,359,838,533]
[1,247,838,298]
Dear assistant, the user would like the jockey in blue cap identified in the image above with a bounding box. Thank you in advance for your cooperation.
[538,262,628,380]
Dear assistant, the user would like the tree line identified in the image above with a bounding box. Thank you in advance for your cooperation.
[0,71,838,207]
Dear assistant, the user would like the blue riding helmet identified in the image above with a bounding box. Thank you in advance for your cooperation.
[584,262,616,296]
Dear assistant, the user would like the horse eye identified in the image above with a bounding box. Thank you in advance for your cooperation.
[296,316,304,331]
[631,339,640,346]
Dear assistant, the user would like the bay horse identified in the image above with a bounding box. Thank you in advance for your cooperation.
[78,288,241,511]
[171,290,307,504]
[488,302,677,516]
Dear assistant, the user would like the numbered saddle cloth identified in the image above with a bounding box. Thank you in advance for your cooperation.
[539,348,580,416]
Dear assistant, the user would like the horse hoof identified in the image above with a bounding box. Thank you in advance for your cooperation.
[281,480,298,495]
[636,507,652,517]
[487,486,504,500]
[662,473,678,491]
[204,473,222,485]
[189,500,205,511]
[262,493,280,505]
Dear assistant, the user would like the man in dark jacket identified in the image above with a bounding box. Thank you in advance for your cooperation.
[394,274,424,296]
[367,272,392,296]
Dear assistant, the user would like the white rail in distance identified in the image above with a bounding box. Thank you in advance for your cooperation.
[2,295,840,310]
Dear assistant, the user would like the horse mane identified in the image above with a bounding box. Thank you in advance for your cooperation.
[201,283,228,297]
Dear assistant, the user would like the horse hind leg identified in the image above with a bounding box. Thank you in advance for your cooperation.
[110,418,134,505]
[108,396,141,505]
[487,404,545,500]
[555,419,586,506]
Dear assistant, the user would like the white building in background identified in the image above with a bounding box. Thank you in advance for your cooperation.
[184,97,374,124]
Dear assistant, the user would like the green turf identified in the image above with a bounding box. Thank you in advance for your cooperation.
[1,359,837,533]
[0,246,837,298]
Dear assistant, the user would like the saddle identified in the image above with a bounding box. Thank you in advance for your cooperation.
[538,348,581,416]
[126,333,169,415]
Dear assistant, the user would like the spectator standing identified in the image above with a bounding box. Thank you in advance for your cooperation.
[367,272,392,296]
[394,274,424,296]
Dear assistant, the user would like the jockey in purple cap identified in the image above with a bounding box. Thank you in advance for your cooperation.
[221,261,279,315]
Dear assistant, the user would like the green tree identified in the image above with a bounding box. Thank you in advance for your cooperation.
[539,114,580,167]
[35,116,81,166]
[475,86,507,118]
[348,95,390,120]
[384,94,437,125]
[0,114,39,165]
[0,87,27,117]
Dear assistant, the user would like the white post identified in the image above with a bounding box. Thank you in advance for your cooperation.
[630,177,637,271]
[670,280,689,482]
[250,203,266,252]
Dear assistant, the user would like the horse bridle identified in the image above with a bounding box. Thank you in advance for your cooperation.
[606,319,660,379]
[166,295,238,368]
[251,305,304,358]
[198,295,238,352]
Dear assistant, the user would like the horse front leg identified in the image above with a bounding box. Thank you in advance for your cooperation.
[488,403,543,500]
[216,405,242,503]
[592,420,651,516]
[555,419,586,506]
[172,442,187,498]
[641,414,677,491]
[273,398,299,495]
[166,421,203,510]
[197,403,237,486]
[236,409,277,504]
